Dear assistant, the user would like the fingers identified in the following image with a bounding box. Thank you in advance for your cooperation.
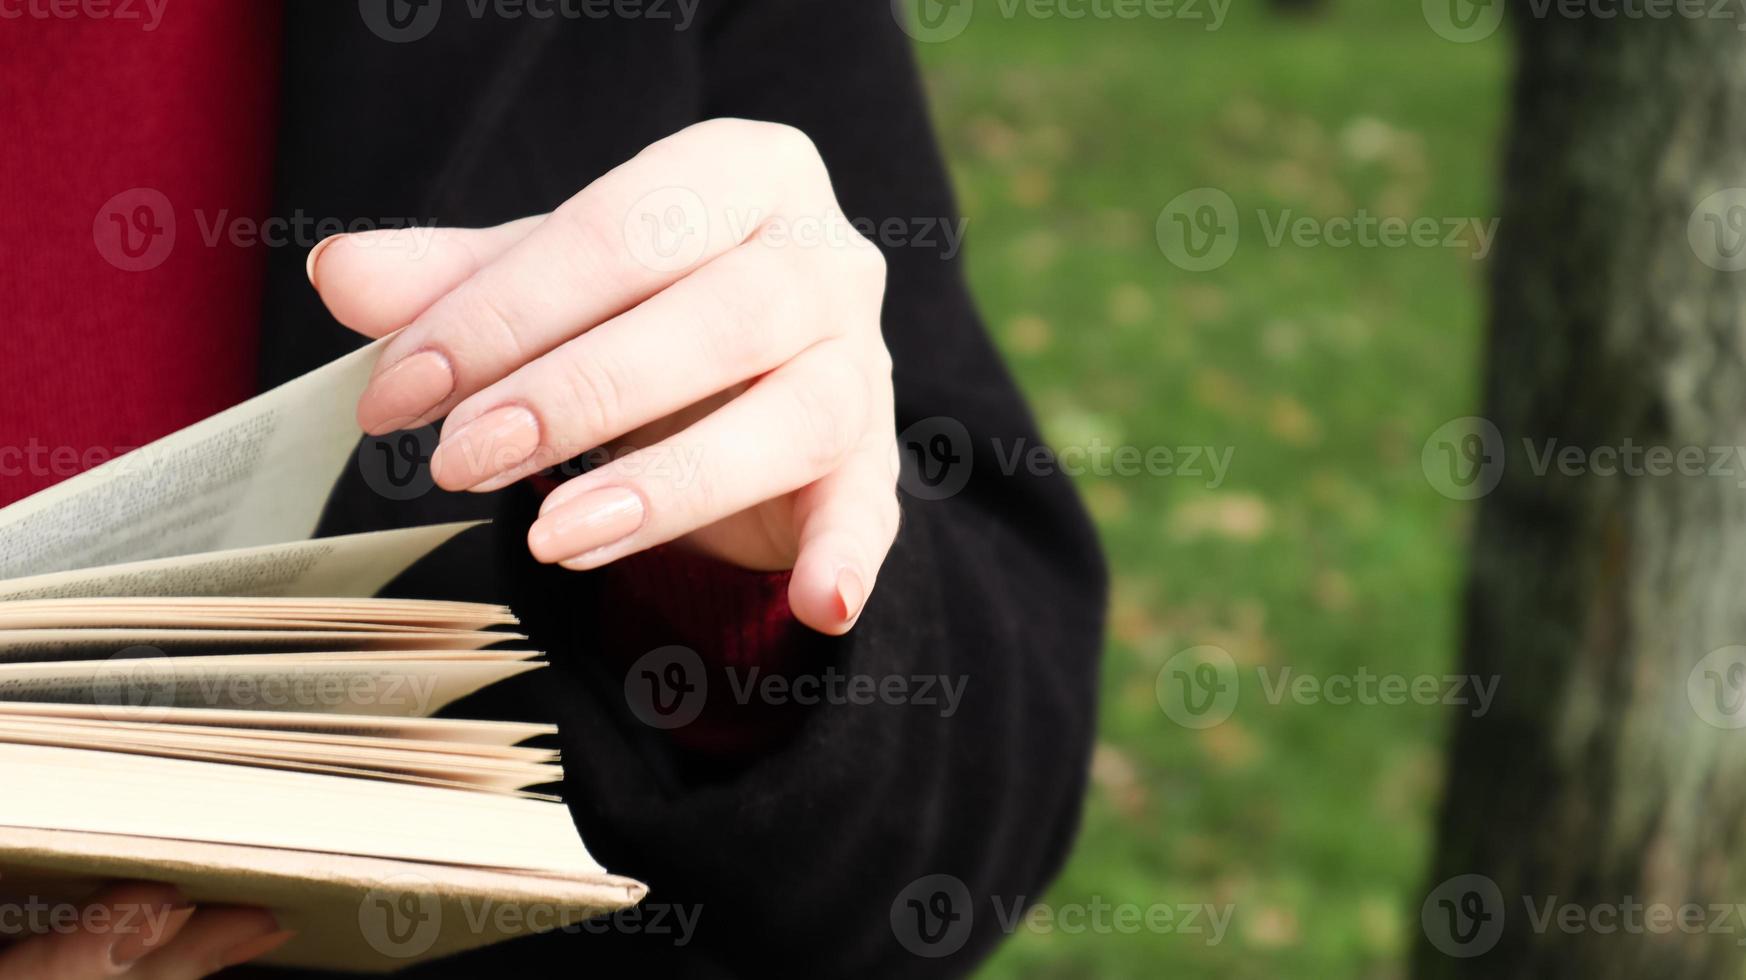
[307,216,541,338]
[428,238,836,493]
[130,908,288,980]
[527,344,871,571]
[352,118,832,434]
[0,883,189,980]
[785,442,903,634]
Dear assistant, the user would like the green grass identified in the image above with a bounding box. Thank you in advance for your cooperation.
[914,2,1506,976]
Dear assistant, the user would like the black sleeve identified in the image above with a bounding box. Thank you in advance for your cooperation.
[261,3,1106,977]
[461,4,1108,978]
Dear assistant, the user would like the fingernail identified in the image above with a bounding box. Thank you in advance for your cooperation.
[527,487,645,564]
[217,929,296,969]
[109,904,195,970]
[358,349,454,435]
[432,405,541,491]
[836,567,866,623]
[306,234,342,289]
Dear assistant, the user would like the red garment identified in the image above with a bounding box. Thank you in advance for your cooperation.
[0,0,281,508]
[0,6,801,739]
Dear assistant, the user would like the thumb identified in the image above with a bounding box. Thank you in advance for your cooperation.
[306,215,543,339]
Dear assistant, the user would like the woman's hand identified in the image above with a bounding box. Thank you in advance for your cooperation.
[0,883,290,979]
[309,119,899,635]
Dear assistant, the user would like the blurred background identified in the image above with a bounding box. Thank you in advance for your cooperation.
[911,2,1503,976]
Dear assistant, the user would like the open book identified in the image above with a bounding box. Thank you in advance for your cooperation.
[0,343,645,973]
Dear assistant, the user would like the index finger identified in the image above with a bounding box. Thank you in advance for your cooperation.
[354,118,829,435]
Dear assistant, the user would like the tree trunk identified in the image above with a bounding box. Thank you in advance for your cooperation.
[1415,10,1746,980]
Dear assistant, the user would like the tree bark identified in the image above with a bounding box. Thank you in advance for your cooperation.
[1415,10,1746,980]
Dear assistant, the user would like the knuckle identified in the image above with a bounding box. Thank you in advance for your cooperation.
[867,337,895,379]
[781,360,865,473]
[848,233,889,285]
[753,120,822,165]
[553,348,627,445]
[697,263,785,372]
[749,120,830,188]
[551,194,626,282]
[452,276,529,364]
[822,231,887,323]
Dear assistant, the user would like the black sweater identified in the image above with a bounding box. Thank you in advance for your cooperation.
[248,2,1107,977]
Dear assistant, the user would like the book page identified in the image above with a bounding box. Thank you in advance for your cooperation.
[0,829,645,973]
[0,701,557,744]
[0,743,600,873]
[0,659,542,717]
[0,711,557,761]
[0,594,515,630]
[0,339,386,580]
[0,522,479,601]
[0,628,514,661]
